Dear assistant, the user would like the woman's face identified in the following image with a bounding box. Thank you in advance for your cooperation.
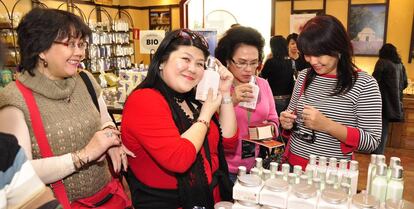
[39,37,87,80]
[304,54,339,76]
[227,44,259,84]
[160,45,206,93]
[288,39,298,54]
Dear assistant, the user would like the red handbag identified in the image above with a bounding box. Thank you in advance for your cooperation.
[16,79,131,209]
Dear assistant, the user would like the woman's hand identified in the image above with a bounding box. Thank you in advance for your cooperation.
[107,144,135,173]
[302,105,332,133]
[280,110,297,130]
[215,59,234,94]
[232,83,254,104]
[199,88,222,120]
[79,129,121,163]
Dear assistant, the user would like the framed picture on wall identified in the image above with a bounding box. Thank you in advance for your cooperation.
[149,8,171,32]
[347,3,388,56]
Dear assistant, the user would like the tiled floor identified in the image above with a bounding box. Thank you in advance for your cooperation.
[355,148,414,202]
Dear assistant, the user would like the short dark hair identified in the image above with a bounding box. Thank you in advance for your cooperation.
[379,43,401,63]
[298,15,357,95]
[215,26,265,66]
[17,8,91,75]
[286,33,298,43]
[136,29,210,91]
[270,35,288,60]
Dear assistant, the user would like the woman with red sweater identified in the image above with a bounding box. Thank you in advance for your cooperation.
[121,29,238,209]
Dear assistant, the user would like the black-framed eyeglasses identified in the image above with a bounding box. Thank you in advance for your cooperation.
[231,58,260,69]
[174,29,209,49]
[292,121,316,143]
[53,40,88,51]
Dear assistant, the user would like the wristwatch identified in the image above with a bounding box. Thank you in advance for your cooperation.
[221,96,233,104]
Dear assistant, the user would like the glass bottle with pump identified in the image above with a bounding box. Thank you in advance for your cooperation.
[327,157,338,178]
[386,165,404,202]
[306,154,317,179]
[369,155,386,195]
[367,154,377,194]
[387,157,401,181]
[196,56,219,101]
[371,163,388,203]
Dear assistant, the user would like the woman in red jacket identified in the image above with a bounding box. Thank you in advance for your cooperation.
[121,29,238,209]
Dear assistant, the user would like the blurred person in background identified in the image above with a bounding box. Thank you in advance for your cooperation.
[286,33,310,78]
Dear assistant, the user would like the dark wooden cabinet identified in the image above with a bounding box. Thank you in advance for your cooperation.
[387,95,414,150]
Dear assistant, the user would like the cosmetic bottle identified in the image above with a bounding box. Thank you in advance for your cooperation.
[349,160,359,195]
[239,76,260,109]
[255,158,264,176]
[337,159,348,184]
[317,156,328,176]
[196,56,219,101]
[262,169,271,181]
[387,157,401,181]
[367,154,377,194]
[371,164,388,203]
[306,155,317,179]
[259,178,289,208]
[326,158,338,179]
[386,165,404,202]
[281,164,290,181]
[369,155,386,196]
[294,165,303,184]
[233,174,264,203]
[269,162,278,178]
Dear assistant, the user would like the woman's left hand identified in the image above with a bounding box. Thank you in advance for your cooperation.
[302,105,332,133]
[215,59,234,94]
[107,143,135,173]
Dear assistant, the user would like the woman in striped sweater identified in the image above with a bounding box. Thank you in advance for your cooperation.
[279,15,382,169]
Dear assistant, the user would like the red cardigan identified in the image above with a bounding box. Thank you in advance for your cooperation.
[121,89,238,198]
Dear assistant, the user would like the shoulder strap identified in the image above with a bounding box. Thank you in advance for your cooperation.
[15,80,72,209]
[79,71,100,113]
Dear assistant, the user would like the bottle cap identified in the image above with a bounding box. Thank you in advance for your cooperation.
[319,156,327,166]
[237,174,262,187]
[352,193,379,208]
[339,159,348,170]
[321,188,348,204]
[238,166,247,176]
[269,162,278,172]
[350,160,359,171]
[264,178,289,192]
[376,163,387,176]
[376,155,385,165]
[250,167,260,176]
[292,183,317,199]
[294,165,302,176]
[328,158,337,168]
[391,165,403,179]
[255,158,263,169]
[370,154,377,164]
[389,157,401,169]
[309,154,317,165]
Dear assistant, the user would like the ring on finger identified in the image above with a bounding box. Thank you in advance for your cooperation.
[105,132,113,138]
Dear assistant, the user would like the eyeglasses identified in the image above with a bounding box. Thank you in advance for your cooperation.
[53,40,88,51]
[231,59,260,69]
[174,29,209,49]
[292,121,316,143]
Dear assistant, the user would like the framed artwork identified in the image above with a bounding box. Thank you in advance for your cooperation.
[290,13,317,34]
[347,3,389,56]
[149,8,171,32]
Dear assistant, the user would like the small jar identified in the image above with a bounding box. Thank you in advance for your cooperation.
[318,188,349,209]
[232,200,261,209]
[233,174,263,203]
[214,201,233,209]
[287,183,318,209]
[350,193,379,209]
[259,178,289,208]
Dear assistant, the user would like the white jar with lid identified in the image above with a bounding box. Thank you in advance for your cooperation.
[232,200,261,209]
[287,183,318,209]
[233,174,264,203]
[317,188,349,209]
[214,201,233,209]
[350,193,379,209]
[259,178,289,208]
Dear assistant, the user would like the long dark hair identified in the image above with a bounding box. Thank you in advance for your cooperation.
[270,35,289,60]
[379,43,401,64]
[297,15,357,95]
[16,8,91,75]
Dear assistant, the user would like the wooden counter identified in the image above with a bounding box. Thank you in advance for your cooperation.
[387,94,414,150]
